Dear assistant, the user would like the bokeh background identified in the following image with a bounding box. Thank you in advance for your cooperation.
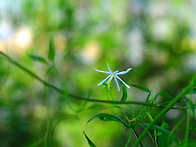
[0,0,196,146]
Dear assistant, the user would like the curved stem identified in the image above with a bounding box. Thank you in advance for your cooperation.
[0,51,192,110]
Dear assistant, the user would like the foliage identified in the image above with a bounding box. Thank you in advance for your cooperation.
[0,48,196,146]
[0,0,196,147]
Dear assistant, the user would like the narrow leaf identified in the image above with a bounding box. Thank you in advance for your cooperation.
[83,88,93,108]
[28,54,47,64]
[131,84,151,93]
[147,113,153,123]
[48,37,55,61]
[87,113,126,126]
[153,92,173,103]
[145,93,151,103]
[83,132,96,147]
[157,92,173,101]
[142,123,178,144]
[121,85,127,102]
[161,121,169,130]
[87,104,105,110]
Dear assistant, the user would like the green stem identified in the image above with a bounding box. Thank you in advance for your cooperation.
[44,67,53,147]
[132,127,143,147]
[51,66,75,112]
[185,75,195,142]
[190,106,195,138]
[167,114,185,146]
[0,51,193,110]
[125,130,132,147]
[133,84,192,147]
[185,108,191,142]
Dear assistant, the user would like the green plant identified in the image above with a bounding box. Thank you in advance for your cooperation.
[0,38,196,147]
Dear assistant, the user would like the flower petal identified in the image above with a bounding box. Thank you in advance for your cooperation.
[116,68,132,75]
[97,75,111,86]
[94,68,110,74]
[116,76,130,89]
[114,76,120,91]
[107,63,112,73]
[106,76,113,84]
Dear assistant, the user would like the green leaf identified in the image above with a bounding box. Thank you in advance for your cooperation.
[147,113,153,123]
[28,54,47,64]
[83,132,96,147]
[48,37,55,61]
[145,93,151,103]
[131,84,151,93]
[83,88,93,108]
[142,123,178,144]
[155,121,169,136]
[161,121,169,130]
[121,85,127,102]
[87,113,126,126]
[154,92,173,102]
[87,104,105,110]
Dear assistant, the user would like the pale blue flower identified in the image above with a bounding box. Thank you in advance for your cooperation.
[94,63,132,91]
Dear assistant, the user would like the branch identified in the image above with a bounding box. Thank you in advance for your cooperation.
[0,51,189,110]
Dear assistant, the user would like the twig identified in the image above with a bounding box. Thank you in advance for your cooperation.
[0,51,191,110]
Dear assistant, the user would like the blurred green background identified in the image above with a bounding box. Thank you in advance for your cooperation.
[0,0,196,146]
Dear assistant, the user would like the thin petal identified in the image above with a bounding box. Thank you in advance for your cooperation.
[106,76,113,84]
[107,63,112,73]
[97,75,111,86]
[116,76,130,89]
[114,76,120,91]
[116,68,132,75]
[94,68,110,74]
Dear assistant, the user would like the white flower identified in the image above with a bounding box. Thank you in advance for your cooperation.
[94,63,132,91]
